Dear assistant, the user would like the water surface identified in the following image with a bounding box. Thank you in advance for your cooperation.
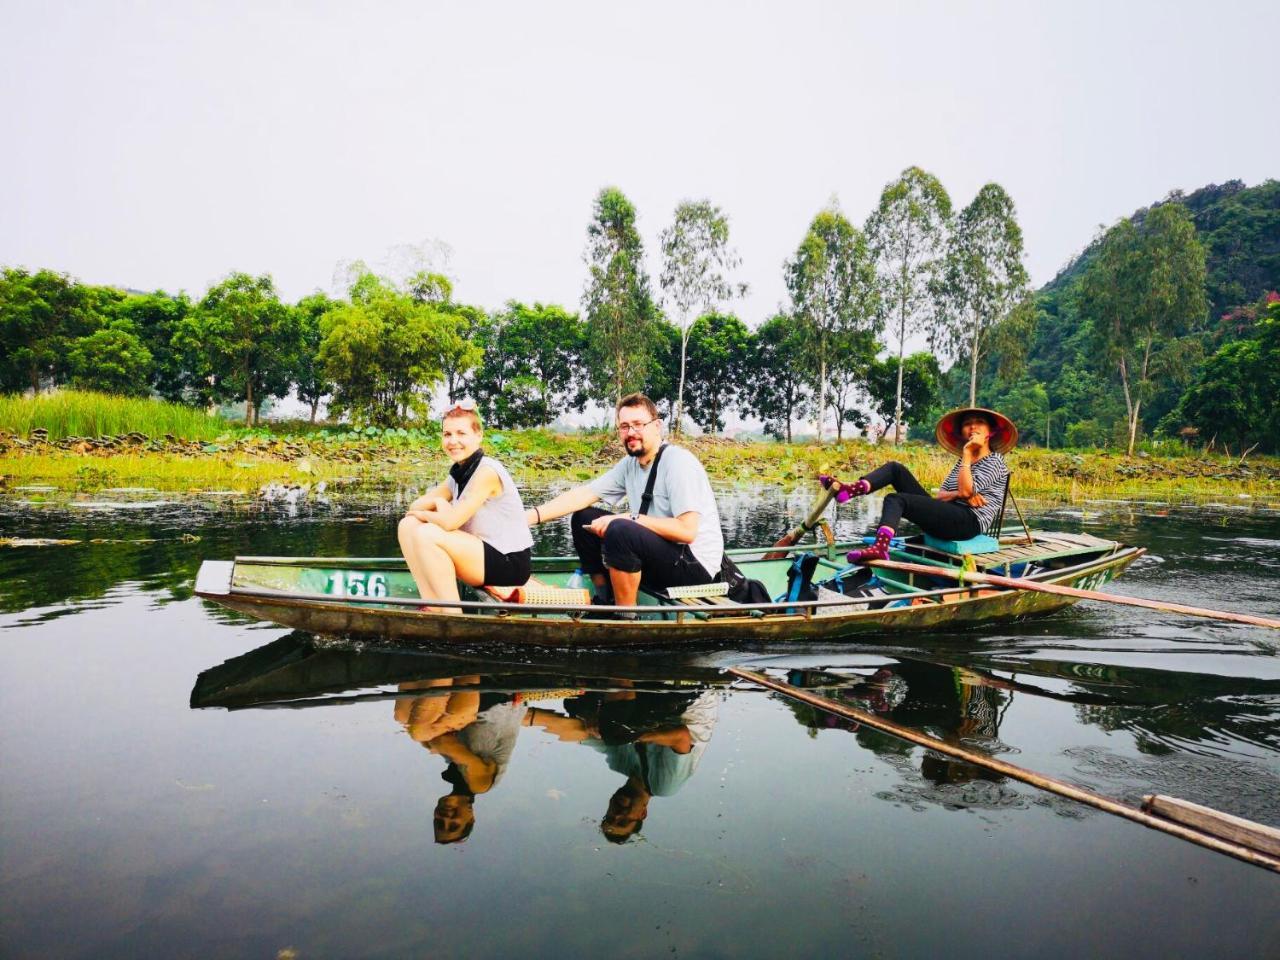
[2,487,1278,958]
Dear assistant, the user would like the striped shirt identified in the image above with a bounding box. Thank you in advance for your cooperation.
[940,452,1009,533]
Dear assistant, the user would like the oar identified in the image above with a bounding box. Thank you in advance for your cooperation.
[762,485,836,560]
[729,668,1280,873]
[867,558,1280,630]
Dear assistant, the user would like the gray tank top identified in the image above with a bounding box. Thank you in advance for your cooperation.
[446,456,534,556]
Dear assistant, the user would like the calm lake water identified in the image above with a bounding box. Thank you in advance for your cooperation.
[2,484,1279,959]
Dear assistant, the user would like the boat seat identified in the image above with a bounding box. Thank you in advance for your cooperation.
[922,533,1001,555]
[670,583,737,608]
[922,471,1012,556]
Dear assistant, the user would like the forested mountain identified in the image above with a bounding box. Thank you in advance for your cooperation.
[946,179,1280,450]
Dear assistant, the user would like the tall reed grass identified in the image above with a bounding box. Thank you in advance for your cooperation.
[0,390,232,441]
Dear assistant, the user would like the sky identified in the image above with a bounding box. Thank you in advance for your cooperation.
[4,0,1278,330]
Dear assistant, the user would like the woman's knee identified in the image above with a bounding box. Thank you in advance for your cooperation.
[400,515,443,546]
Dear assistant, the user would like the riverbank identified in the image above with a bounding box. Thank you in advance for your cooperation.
[3,427,1279,504]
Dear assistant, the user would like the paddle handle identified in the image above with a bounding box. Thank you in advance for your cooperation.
[763,486,837,560]
[868,558,1280,630]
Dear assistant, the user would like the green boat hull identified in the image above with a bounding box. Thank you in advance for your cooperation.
[195,532,1144,648]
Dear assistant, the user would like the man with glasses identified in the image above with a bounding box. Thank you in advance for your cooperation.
[526,393,723,615]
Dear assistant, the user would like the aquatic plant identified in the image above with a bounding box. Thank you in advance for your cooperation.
[0,390,231,441]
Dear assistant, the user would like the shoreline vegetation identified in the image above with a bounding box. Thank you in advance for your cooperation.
[3,395,1277,505]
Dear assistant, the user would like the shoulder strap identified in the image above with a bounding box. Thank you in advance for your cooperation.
[638,444,668,516]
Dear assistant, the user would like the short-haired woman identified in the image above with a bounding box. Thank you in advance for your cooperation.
[830,408,1017,563]
[398,401,533,610]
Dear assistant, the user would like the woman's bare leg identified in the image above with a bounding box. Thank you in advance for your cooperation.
[398,519,489,611]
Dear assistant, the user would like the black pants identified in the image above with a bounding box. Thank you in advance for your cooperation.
[861,461,980,541]
[571,507,713,591]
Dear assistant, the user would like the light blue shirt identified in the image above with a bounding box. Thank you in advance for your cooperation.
[587,444,725,575]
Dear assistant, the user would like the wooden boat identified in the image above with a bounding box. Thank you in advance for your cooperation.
[194,529,1144,647]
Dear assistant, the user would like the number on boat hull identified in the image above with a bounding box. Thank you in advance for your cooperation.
[325,571,388,597]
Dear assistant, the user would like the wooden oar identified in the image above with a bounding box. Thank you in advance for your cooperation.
[868,558,1280,630]
[763,485,836,560]
[730,668,1280,873]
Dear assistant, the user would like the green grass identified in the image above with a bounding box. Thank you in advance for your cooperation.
[0,390,232,441]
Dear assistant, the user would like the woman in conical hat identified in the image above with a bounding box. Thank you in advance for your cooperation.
[820,408,1017,563]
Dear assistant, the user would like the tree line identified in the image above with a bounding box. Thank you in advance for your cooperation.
[4,172,1271,450]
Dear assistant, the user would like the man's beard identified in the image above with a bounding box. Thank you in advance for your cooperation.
[626,442,644,458]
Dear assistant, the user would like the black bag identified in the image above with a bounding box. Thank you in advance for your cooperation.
[720,553,772,605]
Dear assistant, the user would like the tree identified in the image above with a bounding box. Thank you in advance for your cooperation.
[67,322,153,396]
[401,270,484,405]
[785,206,879,441]
[317,273,453,426]
[864,352,942,437]
[824,328,878,440]
[472,302,587,428]
[865,167,952,442]
[936,183,1030,405]
[1076,203,1208,455]
[294,292,340,423]
[992,378,1050,446]
[0,268,112,392]
[173,273,298,425]
[659,200,747,434]
[746,312,810,442]
[1178,299,1280,452]
[582,187,657,404]
[682,312,750,433]
[112,290,193,401]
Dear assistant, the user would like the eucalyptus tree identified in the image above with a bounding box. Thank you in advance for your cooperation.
[936,183,1030,405]
[174,272,298,425]
[785,206,879,441]
[746,312,810,442]
[865,167,952,442]
[659,200,747,434]
[1076,203,1207,456]
[582,187,658,404]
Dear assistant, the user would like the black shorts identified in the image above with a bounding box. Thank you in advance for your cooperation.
[482,544,531,586]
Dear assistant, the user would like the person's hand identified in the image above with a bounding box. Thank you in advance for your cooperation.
[422,496,449,512]
[406,509,434,523]
[967,493,986,508]
[963,436,985,459]
[589,514,621,538]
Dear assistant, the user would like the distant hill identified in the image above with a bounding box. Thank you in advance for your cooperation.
[1042,179,1280,317]
[947,179,1280,447]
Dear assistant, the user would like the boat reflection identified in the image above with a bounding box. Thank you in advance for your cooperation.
[191,633,1280,834]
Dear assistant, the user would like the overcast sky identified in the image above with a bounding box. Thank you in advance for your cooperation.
[4,0,1277,327]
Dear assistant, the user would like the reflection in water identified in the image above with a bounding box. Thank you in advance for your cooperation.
[532,686,717,842]
[191,630,1280,836]
[396,678,525,843]
[781,662,1014,790]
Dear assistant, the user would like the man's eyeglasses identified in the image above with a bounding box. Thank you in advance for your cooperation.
[617,417,659,435]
